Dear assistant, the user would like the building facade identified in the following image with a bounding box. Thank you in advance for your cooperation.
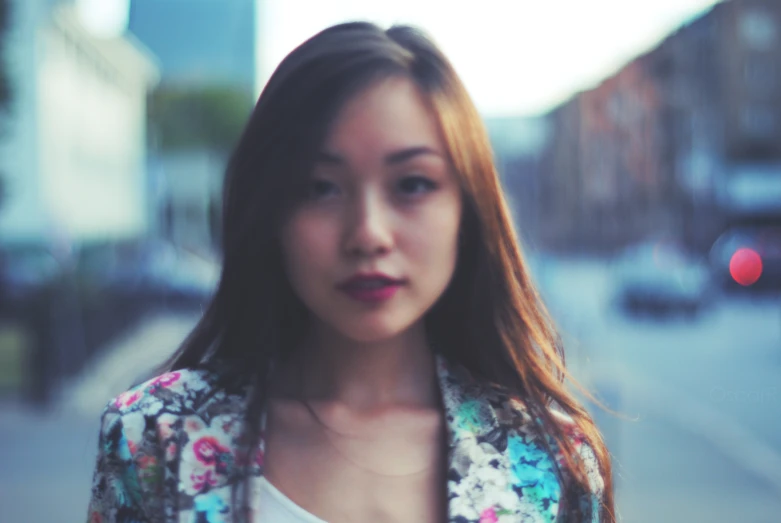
[128,0,255,90]
[0,0,159,245]
[128,0,256,255]
[534,0,781,252]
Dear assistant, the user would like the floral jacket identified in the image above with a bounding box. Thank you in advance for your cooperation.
[87,355,605,523]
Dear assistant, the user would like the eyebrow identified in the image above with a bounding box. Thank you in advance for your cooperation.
[316,146,443,166]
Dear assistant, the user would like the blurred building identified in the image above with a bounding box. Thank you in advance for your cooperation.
[0,0,159,246]
[534,99,583,250]
[0,0,159,402]
[716,0,781,224]
[152,150,223,251]
[128,0,256,255]
[128,0,255,91]
[534,0,781,253]
[485,116,549,247]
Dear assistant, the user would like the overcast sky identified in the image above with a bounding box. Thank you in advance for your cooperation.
[257,0,721,116]
[78,0,722,117]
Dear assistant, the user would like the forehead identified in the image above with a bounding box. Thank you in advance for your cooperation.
[322,76,445,159]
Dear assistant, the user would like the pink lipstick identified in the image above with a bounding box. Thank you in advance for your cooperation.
[337,273,405,303]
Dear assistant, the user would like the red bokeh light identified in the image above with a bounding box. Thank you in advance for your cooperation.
[729,248,763,286]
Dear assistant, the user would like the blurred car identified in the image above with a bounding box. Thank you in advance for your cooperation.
[612,241,712,318]
[0,241,64,310]
[709,225,781,292]
[98,240,219,310]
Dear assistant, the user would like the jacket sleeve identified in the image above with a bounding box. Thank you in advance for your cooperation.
[573,441,606,523]
[86,406,153,523]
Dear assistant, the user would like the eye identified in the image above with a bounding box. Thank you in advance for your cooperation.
[307,179,340,200]
[397,176,438,196]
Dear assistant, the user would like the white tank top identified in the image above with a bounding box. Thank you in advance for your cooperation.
[253,477,328,523]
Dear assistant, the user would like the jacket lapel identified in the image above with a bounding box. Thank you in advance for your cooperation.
[176,357,559,522]
[436,356,561,523]
[436,355,521,522]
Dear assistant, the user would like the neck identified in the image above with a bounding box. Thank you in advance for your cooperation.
[291,321,439,412]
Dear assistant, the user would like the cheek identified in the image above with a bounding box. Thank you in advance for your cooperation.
[404,198,461,264]
[281,215,339,278]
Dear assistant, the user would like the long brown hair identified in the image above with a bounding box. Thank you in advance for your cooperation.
[164,21,614,522]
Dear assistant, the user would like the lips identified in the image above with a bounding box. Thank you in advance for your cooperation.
[338,272,403,287]
[337,273,405,303]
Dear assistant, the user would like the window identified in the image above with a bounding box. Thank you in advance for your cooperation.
[743,56,776,95]
[740,104,776,137]
[739,9,777,50]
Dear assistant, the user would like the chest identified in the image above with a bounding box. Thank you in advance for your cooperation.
[261,402,448,522]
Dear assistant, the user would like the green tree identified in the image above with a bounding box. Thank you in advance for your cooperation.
[148,85,254,154]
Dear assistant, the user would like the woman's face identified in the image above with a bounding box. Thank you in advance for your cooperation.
[280,76,462,344]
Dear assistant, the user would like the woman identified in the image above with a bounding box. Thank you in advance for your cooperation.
[87,22,614,523]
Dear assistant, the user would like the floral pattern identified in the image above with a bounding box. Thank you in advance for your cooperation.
[87,356,605,522]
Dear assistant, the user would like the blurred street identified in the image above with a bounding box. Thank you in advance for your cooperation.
[2,257,780,522]
[538,257,781,522]
[0,312,198,523]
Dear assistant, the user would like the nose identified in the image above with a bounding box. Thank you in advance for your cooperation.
[343,190,394,258]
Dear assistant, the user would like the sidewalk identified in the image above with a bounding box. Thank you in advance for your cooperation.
[0,313,199,523]
[57,312,200,418]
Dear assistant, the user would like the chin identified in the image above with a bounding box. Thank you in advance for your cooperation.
[339,325,409,345]
[333,314,420,345]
